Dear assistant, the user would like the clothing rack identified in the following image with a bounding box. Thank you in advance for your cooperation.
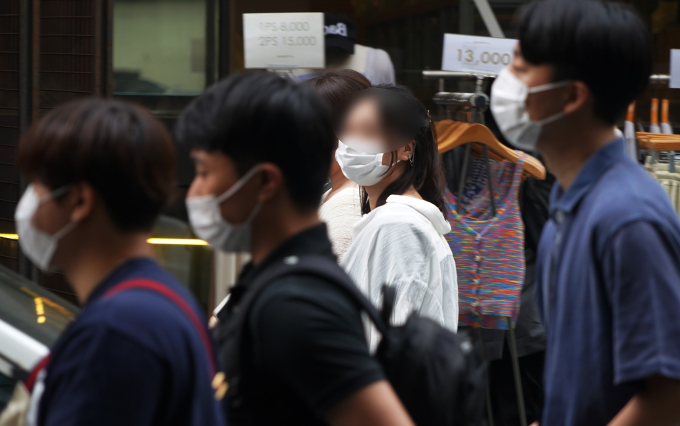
[423,70,672,83]
[439,84,528,426]
[433,92,490,109]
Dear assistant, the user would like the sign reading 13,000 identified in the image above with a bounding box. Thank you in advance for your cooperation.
[442,34,517,75]
[243,13,325,69]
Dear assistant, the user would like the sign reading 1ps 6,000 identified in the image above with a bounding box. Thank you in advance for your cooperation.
[243,13,325,69]
[442,34,517,74]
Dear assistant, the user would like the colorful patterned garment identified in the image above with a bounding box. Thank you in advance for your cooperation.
[445,153,526,329]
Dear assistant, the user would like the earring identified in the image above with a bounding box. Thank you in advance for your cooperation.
[409,154,415,166]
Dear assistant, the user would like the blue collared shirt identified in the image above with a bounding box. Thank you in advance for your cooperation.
[537,138,680,426]
[37,258,225,426]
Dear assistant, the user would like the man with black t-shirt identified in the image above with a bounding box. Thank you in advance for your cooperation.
[176,72,413,426]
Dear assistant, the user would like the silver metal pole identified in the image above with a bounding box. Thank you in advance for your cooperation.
[506,317,527,426]
[472,0,505,38]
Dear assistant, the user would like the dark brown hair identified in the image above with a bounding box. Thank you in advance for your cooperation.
[339,85,448,217]
[304,69,371,107]
[18,98,176,232]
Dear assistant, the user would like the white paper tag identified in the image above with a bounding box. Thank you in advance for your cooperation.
[442,34,517,74]
[243,13,325,69]
[671,50,680,89]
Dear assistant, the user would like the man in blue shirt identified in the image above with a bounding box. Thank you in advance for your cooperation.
[15,98,225,426]
[490,1,680,425]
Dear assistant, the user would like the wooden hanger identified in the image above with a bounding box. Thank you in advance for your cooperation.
[626,101,635,123]
[636,131,680,151]
[435,120,546,180]
[651,98,660,128]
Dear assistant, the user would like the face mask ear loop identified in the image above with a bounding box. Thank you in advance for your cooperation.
[37,184,79,241]
[245,201,262,224]
[51,220,78,241]
[527,79,574,94]
[536,111,567,126]
[40,184,73,204]
[527,80,573,126]
[215,165,262,205]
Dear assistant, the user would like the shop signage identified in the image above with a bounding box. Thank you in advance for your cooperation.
[671,50,680,89]
[442,34,517,74]
[243,13,325,69]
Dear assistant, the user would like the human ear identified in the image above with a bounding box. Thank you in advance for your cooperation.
[69,182,96,223]
[399,140,415,162]
[256,163,284,203]
[563,81,590,115]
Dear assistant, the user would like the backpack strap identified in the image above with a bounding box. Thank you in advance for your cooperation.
[26,279,223,397]
[380,285,397,326]
[25,354,50,392]
[102,279,219,379]
[287,255,387,331]
[220,254,387,408]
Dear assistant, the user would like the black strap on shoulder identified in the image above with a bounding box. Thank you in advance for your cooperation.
[381,285,396,326]
[220,254,387,405]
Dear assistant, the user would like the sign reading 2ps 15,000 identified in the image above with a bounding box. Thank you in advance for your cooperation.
[243,13,325,69]
[442,34,517,74]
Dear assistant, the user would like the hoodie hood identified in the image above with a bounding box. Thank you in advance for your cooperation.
[353,194,452,237]
[384,195,451,235]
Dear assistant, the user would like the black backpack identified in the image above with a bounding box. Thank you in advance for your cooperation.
[217,254,487,426]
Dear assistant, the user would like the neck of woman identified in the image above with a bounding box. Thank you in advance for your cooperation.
[365,163,422,211]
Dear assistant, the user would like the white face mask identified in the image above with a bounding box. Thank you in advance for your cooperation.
[186,165,261,253]
[490,67,573,152]
[15,184,77,271]
[335,139,398,186]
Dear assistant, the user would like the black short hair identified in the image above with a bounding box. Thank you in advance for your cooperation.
[518,0,652,125]
[18,98,177,232]
[176,72,335,210]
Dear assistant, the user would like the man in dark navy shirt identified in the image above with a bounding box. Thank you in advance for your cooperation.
[177,72,413,426]
[15,99,224,426]
[490,2,680,426]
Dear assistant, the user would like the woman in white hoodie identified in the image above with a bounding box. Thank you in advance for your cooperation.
[336,85,458,348]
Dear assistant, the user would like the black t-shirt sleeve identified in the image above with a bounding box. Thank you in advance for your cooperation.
[250,277,385,416]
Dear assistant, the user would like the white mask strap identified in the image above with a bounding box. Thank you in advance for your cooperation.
[52,220,78,241]
[527,79,574,94]
[536,111,567,126]
[38,184,72,204]
[36,184,78,243]
[215,165,262,204]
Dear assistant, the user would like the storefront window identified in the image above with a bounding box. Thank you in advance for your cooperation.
[113,0,208,95]
[112,0,216,313]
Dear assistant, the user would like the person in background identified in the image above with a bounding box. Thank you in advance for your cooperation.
[15,99,225,426]
[490,1,680,425]
[177,71,413,426]
[295,14,396,86]
[305,69,371,261]
[337,85,458,349]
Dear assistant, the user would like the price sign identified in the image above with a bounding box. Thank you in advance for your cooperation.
[442,34,517,74]
[243,13,325,69]
[671,50,680,89]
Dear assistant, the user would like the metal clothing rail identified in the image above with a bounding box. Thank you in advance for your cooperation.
[433,92,490,109]
[443,85,528,426]
[424,69,673,84]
